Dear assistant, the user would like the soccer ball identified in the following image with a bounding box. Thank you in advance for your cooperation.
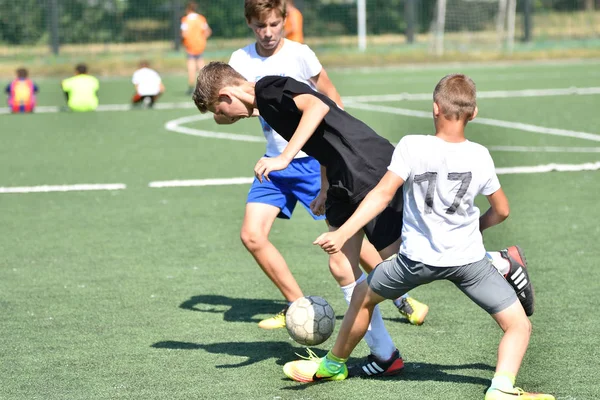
[285,296,335,346]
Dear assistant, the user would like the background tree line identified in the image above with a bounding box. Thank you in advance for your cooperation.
[0,0,596,46]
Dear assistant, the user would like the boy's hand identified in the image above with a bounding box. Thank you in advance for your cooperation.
[310,192,327,216]
[254,156,290,183]
[313,231,347,254]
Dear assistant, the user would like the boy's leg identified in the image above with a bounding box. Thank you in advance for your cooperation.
[195,56,206,75]
[241,202,303,329]
[485,302,554,399]
[360,230,429,326]
[326,228,396,363]
[186,56,198,93]
[331,279,386,358]
[451,257,553,399]
[491,301,531,378]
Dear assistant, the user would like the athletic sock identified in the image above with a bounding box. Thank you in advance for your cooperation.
[323,351,348,374]
[489,371,516,392]
[339,274,396,361]
[487,251,510,276]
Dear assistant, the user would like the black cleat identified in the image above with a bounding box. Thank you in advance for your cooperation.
[347,349,405,378]
[501,245,535,316]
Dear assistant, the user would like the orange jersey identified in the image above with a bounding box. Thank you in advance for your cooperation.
[285,7,304,43]
[181,13,209,55]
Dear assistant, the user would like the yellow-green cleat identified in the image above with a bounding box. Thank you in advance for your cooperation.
[258,306,288,330]
[396,296,429,326]
[485,387,555,400]
[283,349,348,383]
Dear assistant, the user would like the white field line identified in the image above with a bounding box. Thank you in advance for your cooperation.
[488,145,600,153]
[164,114,264,142]
[332,58,600,73]
[496,161,600,174]
[344,86,600,103]
[0,101,196,115]
[0,183,126,194]
[149,177,254,188]
[2,86,599,115]
[147,161,600,189]
[345,102,600,143]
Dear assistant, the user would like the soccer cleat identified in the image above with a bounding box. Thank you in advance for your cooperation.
[258,306,288,330]
[485,387,555,399]
[283,349,347,383]
[396,296,429,325]
[347,348,405,378]
[501,246,535,316]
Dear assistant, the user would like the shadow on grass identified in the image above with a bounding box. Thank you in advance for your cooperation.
[281,360,493,391]
[152,340,297,368]
[179,295,286,324]
[152,339,492,389]
[179,295,416,325]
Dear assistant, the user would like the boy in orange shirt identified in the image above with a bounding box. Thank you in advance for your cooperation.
[284,0,304,43]
[181,1,212,94]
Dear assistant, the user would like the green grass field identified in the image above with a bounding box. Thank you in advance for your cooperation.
[1,60,600,399]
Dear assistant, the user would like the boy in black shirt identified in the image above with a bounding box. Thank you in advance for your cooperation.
[194,61,405,377]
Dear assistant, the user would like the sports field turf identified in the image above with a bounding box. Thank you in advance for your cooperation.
[1,59,599,399]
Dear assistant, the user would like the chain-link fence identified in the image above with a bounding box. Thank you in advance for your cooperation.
[0,0,598,57]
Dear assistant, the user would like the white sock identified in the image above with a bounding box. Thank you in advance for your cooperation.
[340,274,397,361]
[490,375,514,391]
[487,251,510,276]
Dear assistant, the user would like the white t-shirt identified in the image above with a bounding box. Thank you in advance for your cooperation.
[229,39,323,158]
[132,67,162,96]
[388,135,501,267]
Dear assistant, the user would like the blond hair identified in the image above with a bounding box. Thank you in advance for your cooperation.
[244,0,287,22]
[433,74,477,121]
[193,61,246,113]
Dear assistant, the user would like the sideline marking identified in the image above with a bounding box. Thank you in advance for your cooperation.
[2,86,599,115]
[344,87,600,103]
[149,177,254,188]
[488,145,600,153]
[147,162,600,189]
[3,162,598,195]
[0,183,126,194]
[496,161,600,174]
[345,102,600,143]
[164,114,263,142]
[0,102,196,115]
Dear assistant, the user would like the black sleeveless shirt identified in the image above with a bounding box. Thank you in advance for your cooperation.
[255,76,395,204]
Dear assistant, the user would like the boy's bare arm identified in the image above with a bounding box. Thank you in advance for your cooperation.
[310,68,343,109]
[480,188,510,232]
[254,93,329,182]
[315,171,404,254]
[310,165,328,216]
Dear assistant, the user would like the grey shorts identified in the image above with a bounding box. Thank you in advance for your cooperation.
[368,253,517,314]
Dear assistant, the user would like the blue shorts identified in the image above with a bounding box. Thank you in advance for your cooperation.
[247,156,325,220]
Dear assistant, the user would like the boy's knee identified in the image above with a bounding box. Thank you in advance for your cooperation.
[509,313,532,336]
[240,227,267,251]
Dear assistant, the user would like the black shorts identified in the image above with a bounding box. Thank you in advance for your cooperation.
[325,187,403,251]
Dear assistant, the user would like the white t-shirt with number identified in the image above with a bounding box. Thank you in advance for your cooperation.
[388,135,501,267]
[132,67,162,96]
[229,39,323,158]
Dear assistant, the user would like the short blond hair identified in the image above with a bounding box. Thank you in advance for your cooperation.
[433,74,477,121]
[244,0,287,22]
[192,61,246,113]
